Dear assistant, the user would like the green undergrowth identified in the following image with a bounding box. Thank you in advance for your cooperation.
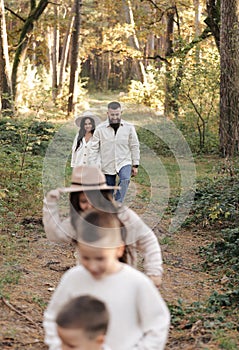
[166,160,239,348]
[169,297,239,349]
[166,159,239,229]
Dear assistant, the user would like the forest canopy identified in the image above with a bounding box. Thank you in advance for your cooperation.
[0,0,238,156]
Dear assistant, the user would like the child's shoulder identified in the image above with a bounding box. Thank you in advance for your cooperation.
[60,265,86,280]
[121,264,152,283]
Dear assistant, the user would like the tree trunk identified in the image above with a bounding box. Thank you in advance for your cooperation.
[0,0,13,115]
[11,0,49,102]
[51,5,59,102]
[165,8,175,56]
[47,7,59,103]
[194,0,201,62]
[205,0,220,50]
[100,51,111,90]
[219,0,239,157]
[59,6,74,91]
[164,7,176,116]
[122,0,147,83]
[67,0,82,115]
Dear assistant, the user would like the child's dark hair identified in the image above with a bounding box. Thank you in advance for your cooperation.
[76,209,125,246]
[70,190,132,263]
[75,116,96,151]
[70,190,115,230]
[56,295,109,340]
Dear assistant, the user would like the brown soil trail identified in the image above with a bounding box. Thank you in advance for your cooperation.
[0,99,232,349]
[0,209,223,350]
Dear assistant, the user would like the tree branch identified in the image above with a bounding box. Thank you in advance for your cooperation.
[4,6,26,22]
[145,27,212,63]
[1,297,41,328]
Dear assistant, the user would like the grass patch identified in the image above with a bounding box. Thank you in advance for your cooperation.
[213,331,239,350]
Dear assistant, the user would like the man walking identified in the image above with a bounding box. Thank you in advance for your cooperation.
[88,101,140,203]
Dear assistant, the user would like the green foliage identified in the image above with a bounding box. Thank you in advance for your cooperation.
[213,331,239,350]
[200,228,239,271]
[168,295,238,348]
[17,62,87,115]
[181,170,239,228]
[175,120,219,154]
[0,136,48,235]
[199,227,239,303]
[0,120,49,297]
[126,47,220,154]
[126,66,164,108]
[136,126,172,157]
[0,269,21,288]
[168,299,189,325]
[32,295,47,309]
[0,117,56,155]
[171,48,219,153]
[0,235,23,297]
[206,290,239,311]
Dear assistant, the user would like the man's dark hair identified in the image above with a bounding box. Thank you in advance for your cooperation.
[108,101,121,110]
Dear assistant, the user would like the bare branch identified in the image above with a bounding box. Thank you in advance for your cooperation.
[4,6,25,22]
[1,297,41,329]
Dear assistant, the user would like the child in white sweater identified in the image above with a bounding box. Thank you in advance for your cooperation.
[43,209,170,350]
[43,165,163,287]
[56,295,111,350]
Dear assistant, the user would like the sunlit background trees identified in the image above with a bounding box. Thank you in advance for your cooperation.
[0,0,238,156]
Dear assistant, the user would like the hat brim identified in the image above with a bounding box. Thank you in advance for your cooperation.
[75,114,102,128]
[60,184,120,193]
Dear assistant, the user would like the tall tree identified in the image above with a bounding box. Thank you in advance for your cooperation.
[58,5,75,92]
[219,0,239,157]
[47,2,75,102]
[11,0,49,102]
[193,0,201,62]
[0,0,13,114]
[122,0,147,83]
[47,4,59,102]
[164,5,177,116]
[205,0,220,50]
[67,0,82,115]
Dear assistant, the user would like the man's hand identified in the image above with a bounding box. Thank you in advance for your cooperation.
[131,166,138,177]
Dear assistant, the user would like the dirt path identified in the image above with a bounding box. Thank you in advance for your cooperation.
[0,207,223,350]
[161,229,217,305]
[0,98,228,349]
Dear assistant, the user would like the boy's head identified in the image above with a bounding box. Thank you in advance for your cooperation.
[74,210,125,279]
[56,295,109,350]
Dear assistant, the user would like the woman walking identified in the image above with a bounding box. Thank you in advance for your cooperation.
[71,111,101,167]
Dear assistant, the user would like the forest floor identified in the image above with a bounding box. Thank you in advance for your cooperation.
[0,189,230,350]
[1,96,238,349]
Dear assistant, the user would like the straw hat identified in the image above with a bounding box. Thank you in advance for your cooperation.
[60,166,119,193]
[74,111,102,128]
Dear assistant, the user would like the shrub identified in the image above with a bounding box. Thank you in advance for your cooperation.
[0,118,56,155]
[182,175,239,228]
